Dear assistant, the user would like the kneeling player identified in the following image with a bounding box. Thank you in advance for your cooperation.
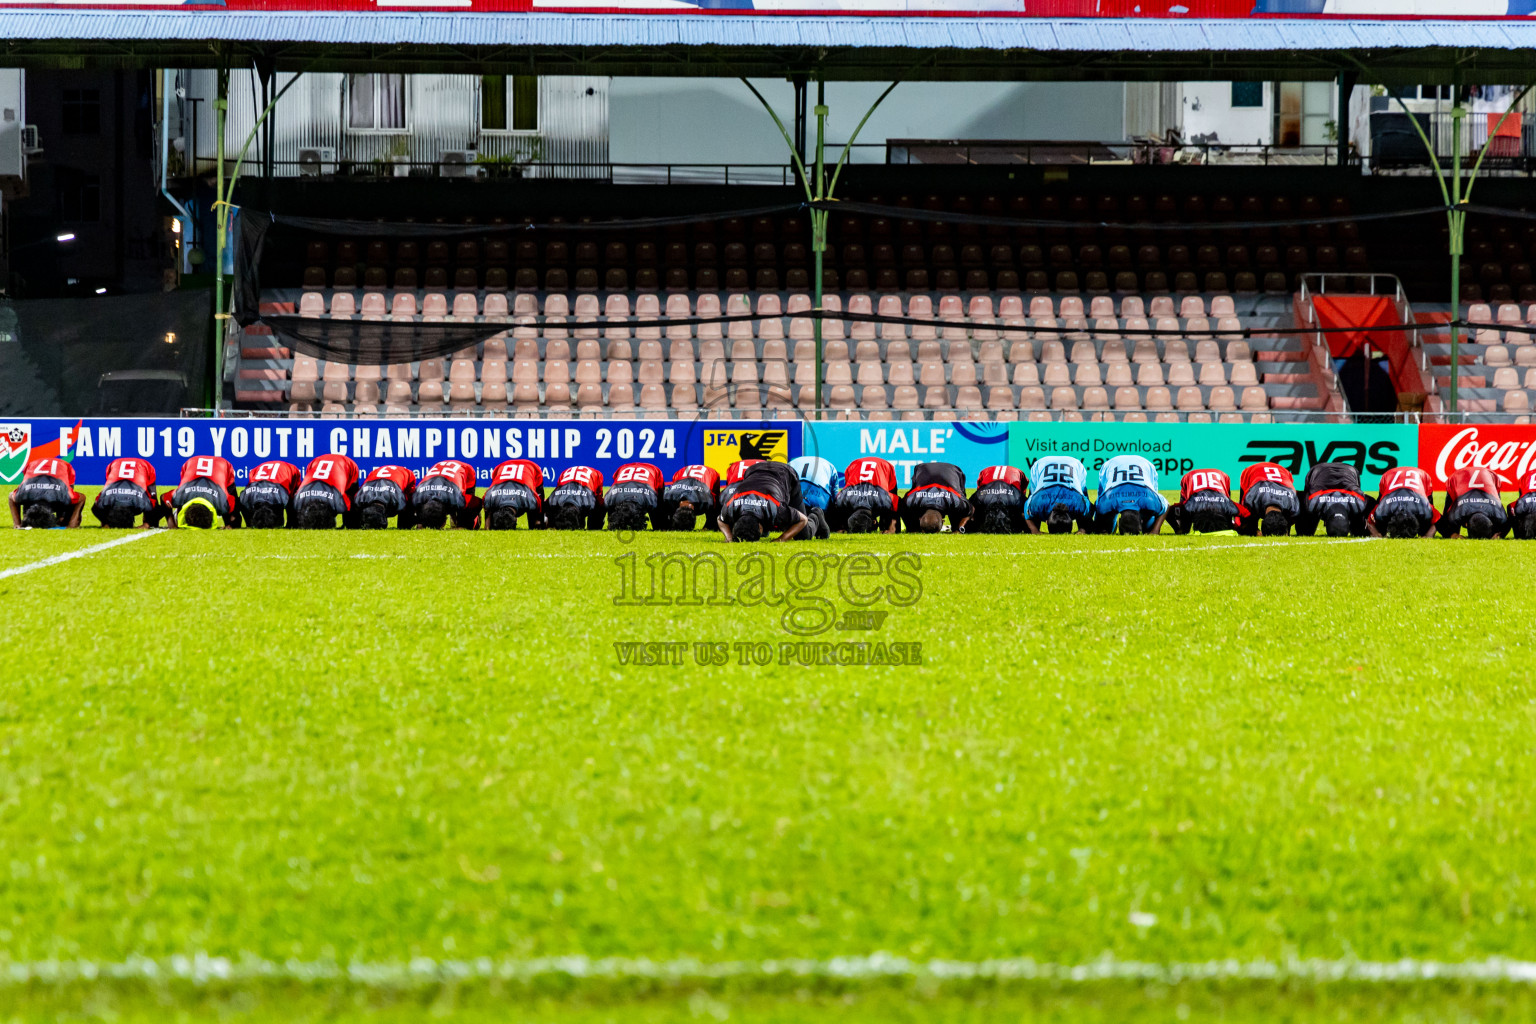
[484,459,546,530]
[1439,466,1509,539]
[1093,454,1168,535]
[10,457,84,529]
[790,456,839,540]
[901,462,973,534]
[718,460,809,542]
[830,457,900,534]
[162,455,240,529]
[355,465,417,529]
[1509,469,1536,539]
[1024,456,1092,535]
[1236,462,1301,537]
[1295,462,1372,537]
[413,459,482,530]
[606,462,665,532]
[1167,469,1240,535]
[241,460,300,528]
[547,465,605,530]
[1367,465,1438,539]
[662,464,722,531]
[970,465,1027,534]
[294,453,361,529]
[92,457,159,529]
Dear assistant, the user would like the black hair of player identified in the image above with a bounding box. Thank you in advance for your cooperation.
[298,503,335,530]
[917,509,944,533]
[1520,511,1536,540]
[418,498,450,530]
[551,505,583,531]
[1192,509,1232,534]
[488,508,519,531]
[96,506,136,530]
[1382,509,1421,540]
[608,501,649,533]
[1467,511,1494,539]
[1260,510,1289,537]
[670,507,697,532]
[732,512,763,543]
[358,503,388,530]
[1325,512,1350,538]
[1045,505,1073,534]
[249,505,284,530]
[845,507,876,534]
[1119,510,1143,535]
[182,503,215,530]
[980,508,1013,535]
[22,504,58,529]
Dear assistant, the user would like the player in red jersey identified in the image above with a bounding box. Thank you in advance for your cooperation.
[606,462,665,532]
[662,464,723,531]
[241,459,301,529]
[412,458,481,529]
[1439,466,1509,539]
[1509,469,1536,540]
[294,453,361,529]
[355,465,417,530]
[1167,469,1242,535]
[1235,462,1301,537]
[91,457,160,529]
[9,457,83,529]
[483,459,546,530]
[901,462,972,534]
[830,456,900,534]
[162,455,240,529]
[969,465,1027,534]
[546,465,605,531]
[1368,466,1439,539]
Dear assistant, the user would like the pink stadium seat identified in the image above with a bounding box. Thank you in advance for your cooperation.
[330,293,356,316]
[1073,363,1102,386]
[390,294,417,317]
[1198,362,1227,386]
[1208,386,1237,411]
[1029,295,1055,318]
[1119,296,1145,318]
[1240,386,1269,410]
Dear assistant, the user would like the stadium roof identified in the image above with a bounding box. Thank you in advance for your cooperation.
[1,12,1535,81]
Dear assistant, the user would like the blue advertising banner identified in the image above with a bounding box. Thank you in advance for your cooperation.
[0,418,800,487]
[801,421,1009,489]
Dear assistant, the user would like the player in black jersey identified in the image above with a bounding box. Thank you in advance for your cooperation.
[1295,462,1373,537]
[900,462,972,534]
[718,461,810,542]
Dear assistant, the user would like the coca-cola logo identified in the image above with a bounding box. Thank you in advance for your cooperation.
[1427,427,1536,487]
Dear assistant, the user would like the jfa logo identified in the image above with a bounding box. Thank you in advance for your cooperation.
[0,424,30,483]
[703,430,789,475]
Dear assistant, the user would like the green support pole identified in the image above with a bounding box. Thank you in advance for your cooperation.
[812,79,826,420]
[1449,97,1464,415]
[214,67,228,409]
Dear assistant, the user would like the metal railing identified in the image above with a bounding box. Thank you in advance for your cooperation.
[181,157,807,187]
[880,139,1346,168]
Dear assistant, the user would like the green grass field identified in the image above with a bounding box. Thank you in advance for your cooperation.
[3,516,1536,1022]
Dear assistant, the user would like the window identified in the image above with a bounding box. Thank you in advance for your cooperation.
[58,169,101,222]
[1231,82,1263,109]
[1389,85,1454,101]
[61,89,100,135]
[347,74,406,131]
[481,75,538,132]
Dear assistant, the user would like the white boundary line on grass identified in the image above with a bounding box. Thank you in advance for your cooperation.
[4,952,1536,987]
[0,530,160,582]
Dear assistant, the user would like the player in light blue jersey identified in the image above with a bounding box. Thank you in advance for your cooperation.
[1093,454,1169,535]
[790,456,840,540]
[1023,455,1093,534]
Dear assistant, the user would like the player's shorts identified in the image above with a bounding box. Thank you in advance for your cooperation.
[663,480,714,513]
[835,483,895,514]
[414,475,467,510]
[483,481,541,514]
[355,478,408,517]
[973,481,1025,512]
[1095,484,1168,518]
[1178,490,1240,531]
[1242,481,1301,520]
[15,475,75,511]
[1306,491,1368,521]
[549,483,599,513]
[799,481,834,512]
[607,482,659,510]
[294,481,348,516]
[903,487,970,518]
[240,480,292,514]
[1371,489,1435,535]
[94,480,155,517]
[1445,494,1508,534]
[725,492,789,531]
[173,478,232,517]
[1511,494,1536,538]
[1025,485,1090,521]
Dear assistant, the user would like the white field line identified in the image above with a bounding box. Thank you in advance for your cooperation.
[0,530,160,581]
[3,952,1536,987]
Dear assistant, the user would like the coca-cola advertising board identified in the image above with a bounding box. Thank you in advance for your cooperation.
[1418,424,1536,491]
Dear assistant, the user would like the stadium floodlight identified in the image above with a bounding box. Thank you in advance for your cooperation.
[94,287,106,295]
[55,232,75,243]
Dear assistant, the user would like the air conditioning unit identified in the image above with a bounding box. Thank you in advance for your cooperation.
[438,149,477,178]
[20,125,39,155]
[297,146,336,177]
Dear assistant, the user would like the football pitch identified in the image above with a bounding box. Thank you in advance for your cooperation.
[3,521,1536,1022]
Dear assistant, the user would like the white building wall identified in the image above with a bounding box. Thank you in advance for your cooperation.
[1179,82,1274,146]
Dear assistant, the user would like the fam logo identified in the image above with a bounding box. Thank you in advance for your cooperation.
[0,424,30,483]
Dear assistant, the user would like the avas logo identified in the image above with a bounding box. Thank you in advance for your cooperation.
[0,423,30,483]
[1420,425,1536,489]
[1238,439,1401,475]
